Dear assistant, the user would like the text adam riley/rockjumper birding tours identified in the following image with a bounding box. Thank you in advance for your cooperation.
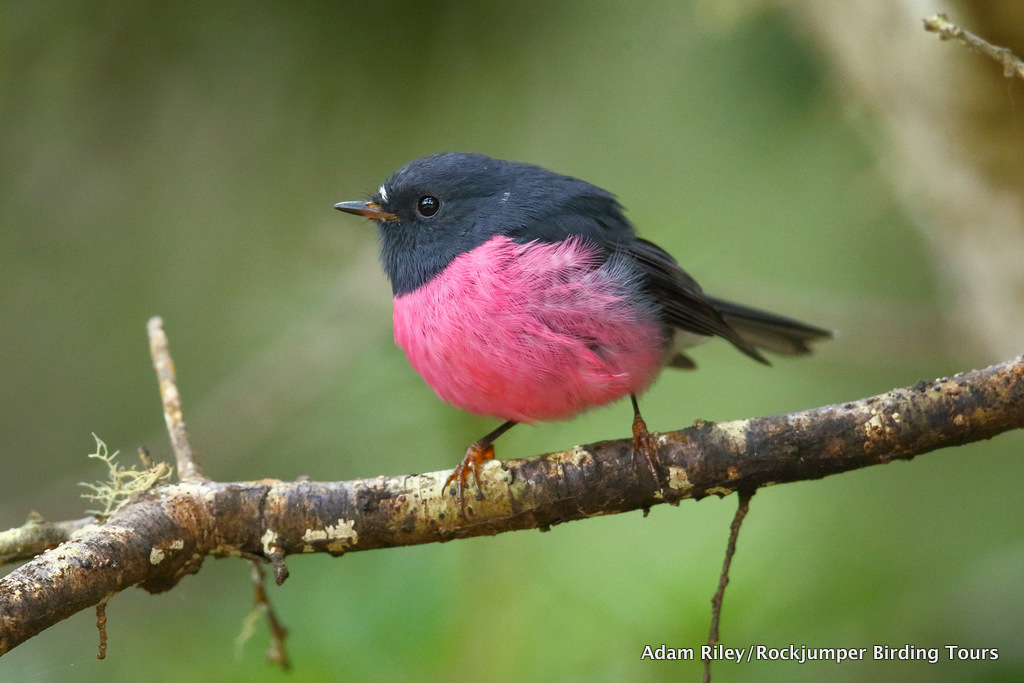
[335,152,831,510]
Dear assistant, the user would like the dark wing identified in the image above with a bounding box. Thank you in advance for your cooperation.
[628,238,832,367]
[705,296,833,356]
[627,238,768,364]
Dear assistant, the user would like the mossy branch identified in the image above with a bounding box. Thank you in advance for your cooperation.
[0,317,1022,656]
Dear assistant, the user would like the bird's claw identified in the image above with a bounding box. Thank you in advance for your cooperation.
[631,412,662,485]
[441,442,495,513]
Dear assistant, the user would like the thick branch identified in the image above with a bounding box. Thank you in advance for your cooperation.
[2,355,1023,654]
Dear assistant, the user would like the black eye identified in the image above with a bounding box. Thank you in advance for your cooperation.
[417,195,440,217]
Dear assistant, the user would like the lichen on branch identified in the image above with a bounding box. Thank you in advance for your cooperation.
[79,434,172,519]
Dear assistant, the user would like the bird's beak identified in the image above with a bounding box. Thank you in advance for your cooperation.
[334,200,398,222]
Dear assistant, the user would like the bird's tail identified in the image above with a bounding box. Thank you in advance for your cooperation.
[707,296,832,358]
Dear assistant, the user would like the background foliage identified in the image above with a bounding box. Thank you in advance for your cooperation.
[1,2,1021,681]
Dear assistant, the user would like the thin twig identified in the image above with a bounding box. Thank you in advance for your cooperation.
[147,316,205,482]
[247,560,291,670]
[95,595,110,660]
[703,491,753,683]
[924,13,1024,81]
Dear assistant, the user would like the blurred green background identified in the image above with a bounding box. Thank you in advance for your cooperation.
[2,2,1021,681]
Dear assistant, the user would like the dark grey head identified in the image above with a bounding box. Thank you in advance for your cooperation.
[335,152,637,296]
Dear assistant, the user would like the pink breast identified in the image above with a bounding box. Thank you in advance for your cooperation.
[392,236,668,423]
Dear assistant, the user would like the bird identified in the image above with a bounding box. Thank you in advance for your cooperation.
[335,152,830,511]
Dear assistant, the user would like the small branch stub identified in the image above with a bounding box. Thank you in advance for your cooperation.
[95,596,110,660]
[147,316,205,482]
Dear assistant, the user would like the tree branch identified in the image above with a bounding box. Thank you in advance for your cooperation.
[924,13,1024,81]
[147,316,205,483]
[2,324,1022,655]
[0,514,97,565]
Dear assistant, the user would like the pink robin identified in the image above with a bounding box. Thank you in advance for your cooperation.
[336,153,830,511]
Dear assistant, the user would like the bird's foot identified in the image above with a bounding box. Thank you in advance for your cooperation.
[441,442,495,513]
[631,412,662,486]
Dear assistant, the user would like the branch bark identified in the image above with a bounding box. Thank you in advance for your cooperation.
[0,515,96,565]
[2,348,1023,655]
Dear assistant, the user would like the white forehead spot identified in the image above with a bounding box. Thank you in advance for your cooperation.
[378,184,389,202]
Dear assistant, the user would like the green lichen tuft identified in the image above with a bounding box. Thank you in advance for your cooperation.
[80,434,173,519]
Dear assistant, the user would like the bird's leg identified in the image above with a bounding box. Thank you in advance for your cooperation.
[442,420,517,512]
[630,393,662,484]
